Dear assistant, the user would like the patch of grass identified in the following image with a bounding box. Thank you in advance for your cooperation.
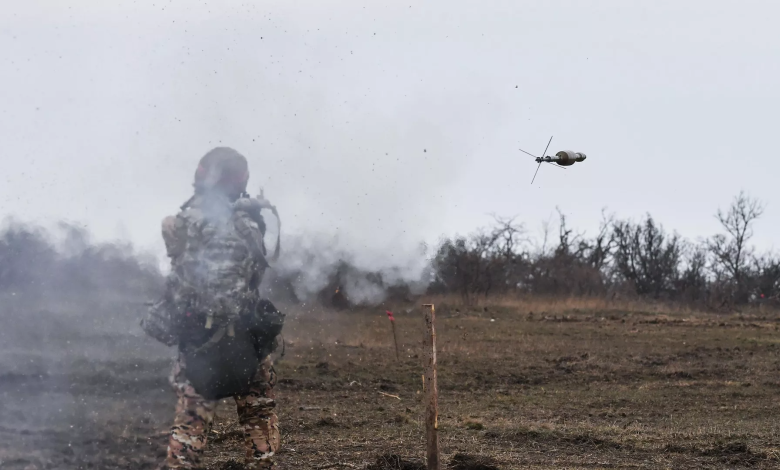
[463,420,484,431]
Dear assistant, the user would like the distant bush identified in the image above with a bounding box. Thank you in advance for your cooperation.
[0,222,162,299]
[430,191,780,310]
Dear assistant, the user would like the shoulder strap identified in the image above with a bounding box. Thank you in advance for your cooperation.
[268,206,281,262]
[233,196,281,262]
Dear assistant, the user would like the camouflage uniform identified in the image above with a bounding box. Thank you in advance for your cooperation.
[163,192,269,323]
[166,354,280,469]
[159,186,281,469]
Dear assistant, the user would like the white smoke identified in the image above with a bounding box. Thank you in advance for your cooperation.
[262,230,431,305]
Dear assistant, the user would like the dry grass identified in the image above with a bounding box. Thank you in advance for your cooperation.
[424,293,706,316]
[4,294,780,469]
[197,295,780,469]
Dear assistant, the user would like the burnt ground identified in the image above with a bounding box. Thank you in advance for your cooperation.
[3,295,780,469]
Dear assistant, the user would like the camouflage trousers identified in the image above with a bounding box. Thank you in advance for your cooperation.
[164,353,280,469]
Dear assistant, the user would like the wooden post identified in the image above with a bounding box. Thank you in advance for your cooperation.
[421,304,440,470]
[391,319,400,361]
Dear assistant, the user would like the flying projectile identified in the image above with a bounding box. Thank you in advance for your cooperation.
[519,136,587,184]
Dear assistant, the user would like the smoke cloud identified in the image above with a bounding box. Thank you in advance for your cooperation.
[263,231,431,305]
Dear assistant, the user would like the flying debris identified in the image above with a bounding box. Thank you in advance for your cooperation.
[520,136,587,184]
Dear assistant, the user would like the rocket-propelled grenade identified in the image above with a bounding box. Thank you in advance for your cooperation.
[535,150,587,167]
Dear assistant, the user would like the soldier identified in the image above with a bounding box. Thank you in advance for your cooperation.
[153,147,283,470]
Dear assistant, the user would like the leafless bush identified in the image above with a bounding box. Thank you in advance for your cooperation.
[430,191,776,309]
[612,214,682,299]
[429,216,531,304]
[707,191,766,305]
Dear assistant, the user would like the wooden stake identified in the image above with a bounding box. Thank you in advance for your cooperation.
[391,319,400,361]
[421,303,440,470]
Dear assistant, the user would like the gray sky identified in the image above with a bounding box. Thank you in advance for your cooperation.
[2,0,779,263]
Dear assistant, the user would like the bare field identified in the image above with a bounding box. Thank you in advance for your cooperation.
[3,295,780,469]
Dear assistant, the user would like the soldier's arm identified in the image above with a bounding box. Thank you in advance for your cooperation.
[161,214,187,259]
[235,211,267,261]
[234,211,269,292]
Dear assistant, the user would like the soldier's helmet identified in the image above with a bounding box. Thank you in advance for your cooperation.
[193,147,249,198]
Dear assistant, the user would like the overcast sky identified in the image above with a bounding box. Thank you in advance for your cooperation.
[2,1,779,263]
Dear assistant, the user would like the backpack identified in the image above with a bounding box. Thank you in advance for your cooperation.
[180,299,285,400]
[141,193,280,347]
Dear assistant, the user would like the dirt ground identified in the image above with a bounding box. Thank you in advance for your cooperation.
[3,295,780,469]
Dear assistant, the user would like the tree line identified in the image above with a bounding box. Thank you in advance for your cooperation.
[429,191,778,309]
[1,191,777,310]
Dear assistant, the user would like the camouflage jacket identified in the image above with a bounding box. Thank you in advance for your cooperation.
[162,192,270,326]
